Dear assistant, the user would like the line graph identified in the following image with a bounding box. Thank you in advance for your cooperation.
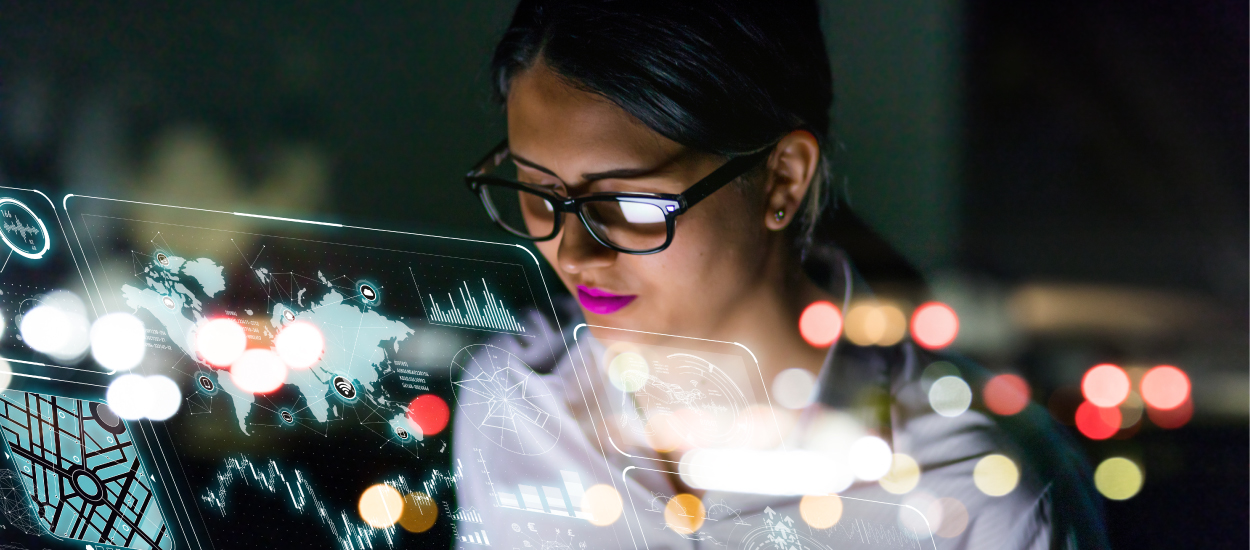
[201,456,409,550]
[420,278,526,334]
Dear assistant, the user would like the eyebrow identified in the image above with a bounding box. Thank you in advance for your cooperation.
[510,153,659,184]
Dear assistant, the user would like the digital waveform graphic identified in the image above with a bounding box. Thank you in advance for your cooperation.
[2,219,38,240]
[201,456,412,550]
[425,279,526,334]
[420,458,464,498]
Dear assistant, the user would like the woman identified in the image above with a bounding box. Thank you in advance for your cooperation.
[453,1,1107,548]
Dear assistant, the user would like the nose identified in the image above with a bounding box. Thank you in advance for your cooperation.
[557,213,617,274]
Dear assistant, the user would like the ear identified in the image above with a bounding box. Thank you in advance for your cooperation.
[762,130,821,231]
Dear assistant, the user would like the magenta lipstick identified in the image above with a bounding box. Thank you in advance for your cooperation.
[576,285,637,315]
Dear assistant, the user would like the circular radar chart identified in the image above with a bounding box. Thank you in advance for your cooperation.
[0,198,49,259]
[451,344,561,456]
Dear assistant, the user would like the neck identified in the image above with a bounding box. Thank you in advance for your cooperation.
[710,234,833,388]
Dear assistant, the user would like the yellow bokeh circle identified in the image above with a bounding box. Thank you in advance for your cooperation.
[799,494,844,529]
[583,484,624,526]
[664,493,706,535]
[1094,457,1143,501]
[973,454,1020,497]
[398,492,438,533]
[358,484,404,528]
[879,453,921,494]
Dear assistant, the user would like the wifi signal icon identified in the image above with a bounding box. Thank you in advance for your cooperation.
[332,375,357,400]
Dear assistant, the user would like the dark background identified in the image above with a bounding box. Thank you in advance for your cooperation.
[1,0,1246,546]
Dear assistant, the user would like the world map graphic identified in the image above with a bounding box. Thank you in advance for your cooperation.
[121,254,414,435]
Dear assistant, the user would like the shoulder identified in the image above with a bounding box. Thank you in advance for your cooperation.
[886,343,1110,549]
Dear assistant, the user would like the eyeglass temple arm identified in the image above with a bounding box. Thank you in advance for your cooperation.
[466,139,512,179]
[677,148,774,209]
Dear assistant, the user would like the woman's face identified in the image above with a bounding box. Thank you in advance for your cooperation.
[506,63,780,338]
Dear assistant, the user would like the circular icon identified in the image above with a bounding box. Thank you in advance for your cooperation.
[283,309,296,322]
[0,198,50,260]
[162,296,177,310]
[90,402,126,435]
[332,375,357,401]
[359,283,378,303]
[395,426,409,440]
[156,252,170,267]
[196,373,217,393]
[68,465,106,505]
[279,409,295,425]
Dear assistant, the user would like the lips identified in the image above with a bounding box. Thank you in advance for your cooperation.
[576,285,637,315]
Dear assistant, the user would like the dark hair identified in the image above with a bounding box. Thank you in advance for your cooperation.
[491,0,836,240]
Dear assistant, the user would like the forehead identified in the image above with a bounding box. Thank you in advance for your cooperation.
[505,63,684,176]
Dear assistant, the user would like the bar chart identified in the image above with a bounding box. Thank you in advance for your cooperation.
[494,470,593,520]
[423,279,527,334]
[458,528,491,546]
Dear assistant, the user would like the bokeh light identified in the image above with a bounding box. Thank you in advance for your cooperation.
[772,368,817,409]
[899,491,940,537]
[1140,365,1190,410]
[90,313,147,371]
[930,498,969,538]
[878,453,921,495]
[1075,401,1121,440]
[106,374,151,420]
[928,376,972,417]
[1118,392,1144,429]
[144,375,182,421]
[1082,364,1130,407]
[1094,457,1144,501]
[799,494,843,529]
[849,436,893,481]
[406,394,450,436]
[1146,396,1193,429]
[583,484,623,526]
[196,318,247,367]
[229,349,288,394]
[21,305,69,353]
[21,291,92,362]
[876,305,908,346]
[910,302,959,349]
[398,492,438,533]
[273,322,324,369]
[973,454,1019,497]
[844,303,907,346]
[664,493,705,535]
[983,374,1031,416]
[607,351,649,393]
[105,374,180,421]
[358,484,404,528]
[799,301,842,347]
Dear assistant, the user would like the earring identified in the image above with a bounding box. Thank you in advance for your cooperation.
[774,209,786,222]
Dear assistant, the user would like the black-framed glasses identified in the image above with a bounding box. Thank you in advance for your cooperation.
[465,140,772,254]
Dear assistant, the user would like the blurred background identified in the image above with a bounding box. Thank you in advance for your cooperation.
[1,0,1245,546]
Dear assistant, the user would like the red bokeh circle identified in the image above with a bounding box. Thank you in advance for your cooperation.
[1075,401,1121,440]
[984,374,1031,416]
[1081,364,1130,407]
[407,394,450,436]
[1140,365,1190,410]
[799,301,842,347]
[910,302,959,349]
